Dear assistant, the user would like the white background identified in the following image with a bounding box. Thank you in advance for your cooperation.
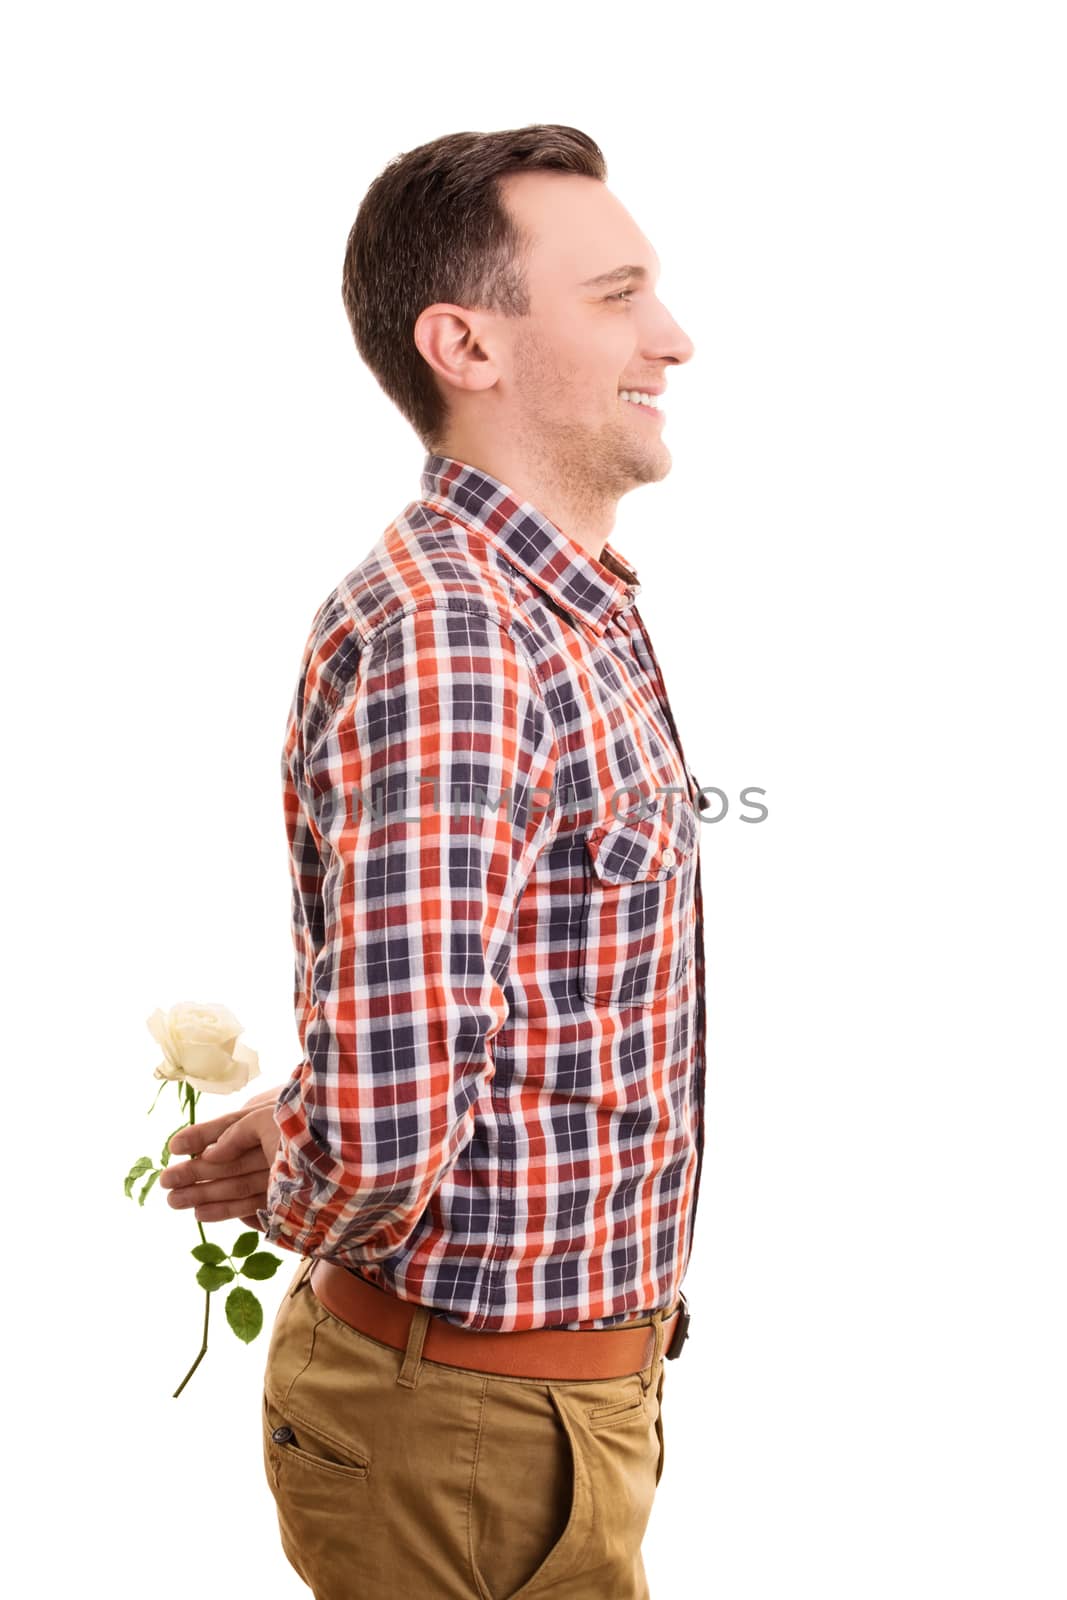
[4,2,1064,1595]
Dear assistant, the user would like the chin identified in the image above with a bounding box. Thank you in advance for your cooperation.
[626,442,672,487]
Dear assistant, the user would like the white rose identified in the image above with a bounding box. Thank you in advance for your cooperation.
[146,1000,260,1095]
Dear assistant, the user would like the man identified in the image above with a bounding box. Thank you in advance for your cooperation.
[161,124,704,1599]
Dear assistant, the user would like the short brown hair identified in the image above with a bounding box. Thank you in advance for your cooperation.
[341,125,607,452]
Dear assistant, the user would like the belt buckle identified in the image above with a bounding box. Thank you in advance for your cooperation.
[666,1291,690,1360]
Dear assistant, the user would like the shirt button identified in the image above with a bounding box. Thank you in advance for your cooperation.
[660,846,676,868]
[272,1425,295,1444]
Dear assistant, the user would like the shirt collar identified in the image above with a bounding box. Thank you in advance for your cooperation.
[418,453,641,636]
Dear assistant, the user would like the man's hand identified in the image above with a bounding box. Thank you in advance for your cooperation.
[159,1084,284,1231]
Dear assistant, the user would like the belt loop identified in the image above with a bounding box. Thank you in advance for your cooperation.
[640,1306,667,1393]
[395,1304,432,1389]
[289,1255,316,1298]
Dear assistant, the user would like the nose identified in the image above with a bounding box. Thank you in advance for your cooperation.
[645,301,695,368]
[664,311,695,366]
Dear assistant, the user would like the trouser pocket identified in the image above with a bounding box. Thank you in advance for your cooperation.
[470,1381,583,1600]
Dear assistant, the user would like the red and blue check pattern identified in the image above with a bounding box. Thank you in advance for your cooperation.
[256,454,707,1331]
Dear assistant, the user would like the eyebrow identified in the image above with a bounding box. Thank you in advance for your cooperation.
[579,263,658,289]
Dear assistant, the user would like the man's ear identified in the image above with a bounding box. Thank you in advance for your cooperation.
[413,303,499,396]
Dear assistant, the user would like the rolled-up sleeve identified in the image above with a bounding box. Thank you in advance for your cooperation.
[256,604,559,1259]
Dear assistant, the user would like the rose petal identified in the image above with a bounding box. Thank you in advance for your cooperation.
[178,1040,242,1085]
[146,1009,181,1070]
[180,1069,247,1095]
[232,1041,261,1083]
[171,1001,243,1047]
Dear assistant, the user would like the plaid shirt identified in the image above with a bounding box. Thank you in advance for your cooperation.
[256,454,707,1331]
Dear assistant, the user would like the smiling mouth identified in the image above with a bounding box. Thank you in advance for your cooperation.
[619,393,665,421]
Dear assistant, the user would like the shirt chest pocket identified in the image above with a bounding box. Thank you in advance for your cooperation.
[578,801,698,1009]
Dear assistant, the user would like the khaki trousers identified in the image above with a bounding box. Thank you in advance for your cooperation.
[261,1257,672,1599]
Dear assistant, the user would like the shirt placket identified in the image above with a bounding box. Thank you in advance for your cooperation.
[624,604,708,1282]
[610,605,684,793]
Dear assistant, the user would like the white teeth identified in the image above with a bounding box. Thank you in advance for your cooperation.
[619,390,663,410]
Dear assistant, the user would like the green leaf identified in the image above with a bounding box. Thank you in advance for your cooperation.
[160,1121,190,1169]
[147,1078,168,1115]
[231,1231,259,1258]
[124,1156,154,1197]
[239,1251,284,1281]
[137,1169,161,1205]
[191,1242,227,1265]
[196,1263,235,1292]
[225,1286,263,1343]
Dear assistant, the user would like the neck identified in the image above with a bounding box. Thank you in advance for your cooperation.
[433,438,619,563]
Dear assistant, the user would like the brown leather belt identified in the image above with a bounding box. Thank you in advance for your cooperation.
[307,1258,685,1381]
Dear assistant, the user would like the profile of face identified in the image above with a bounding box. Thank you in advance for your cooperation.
[416,171,695,507]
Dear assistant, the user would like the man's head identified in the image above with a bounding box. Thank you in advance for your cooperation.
[342,125,694,507]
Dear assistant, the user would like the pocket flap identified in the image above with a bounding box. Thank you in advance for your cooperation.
[585,799,697,885]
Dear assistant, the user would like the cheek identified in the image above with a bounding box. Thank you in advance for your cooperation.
[516,322,629,413]
[556,318,627,384]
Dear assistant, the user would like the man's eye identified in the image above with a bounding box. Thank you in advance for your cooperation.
[606,289,635,302]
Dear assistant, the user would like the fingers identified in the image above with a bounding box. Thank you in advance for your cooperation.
[168,1110,271,1174]
[240,1214,262,1232]
[166,1170,270,1222]
[244,1087,283,1112]
[168,1110,247,1157]
[167,1088,281,1157]
[162,1100,282,1225]
[161,1145,265,1191]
